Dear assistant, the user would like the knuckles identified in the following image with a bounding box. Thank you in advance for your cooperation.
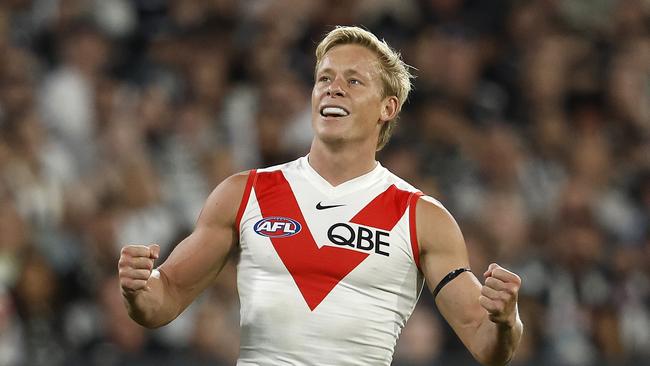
[481,282,518,303]
[118,268,151,278]
[120,278,146,291]
[117,256,154,271]
[485,277,501,288]
[493,267,522,285]
[118,245,154,294]
[505,283,520,296]
[120,245,151,257]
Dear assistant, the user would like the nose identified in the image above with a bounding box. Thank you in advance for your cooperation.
[326,78,346,97]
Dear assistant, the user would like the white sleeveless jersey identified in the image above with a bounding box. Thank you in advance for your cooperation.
[235,156,425,365]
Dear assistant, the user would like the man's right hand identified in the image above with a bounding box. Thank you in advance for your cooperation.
[118,244,160,297]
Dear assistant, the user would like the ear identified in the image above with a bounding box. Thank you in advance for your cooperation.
[379,96,399,123]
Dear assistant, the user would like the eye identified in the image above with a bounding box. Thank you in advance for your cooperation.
[318,76,331,83]
[349,79,362,86]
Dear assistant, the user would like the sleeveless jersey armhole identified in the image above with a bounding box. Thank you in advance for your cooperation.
[235,169,258,233]
[408,192,424,270]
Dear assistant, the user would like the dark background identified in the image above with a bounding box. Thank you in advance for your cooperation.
[0,0,649,365]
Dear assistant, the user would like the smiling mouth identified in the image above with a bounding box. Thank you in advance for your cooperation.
[320,106,350,117]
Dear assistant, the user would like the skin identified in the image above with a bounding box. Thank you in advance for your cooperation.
[118,171,247,327]
[119,43,522,365]
[309,44,398,186]
[416,195,523,365]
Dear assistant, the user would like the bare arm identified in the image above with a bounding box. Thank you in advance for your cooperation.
[416,197,523,366]
[118,171,250,328]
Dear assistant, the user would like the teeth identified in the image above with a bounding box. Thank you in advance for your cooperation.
[322,107,349,117]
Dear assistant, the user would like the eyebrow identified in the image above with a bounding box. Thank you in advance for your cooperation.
[318,68,368,79]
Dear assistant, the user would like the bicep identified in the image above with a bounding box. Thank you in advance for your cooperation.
[158,172,249,310]
[417,198,485,344]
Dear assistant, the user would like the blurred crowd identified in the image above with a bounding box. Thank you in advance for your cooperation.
[0,0,649,365]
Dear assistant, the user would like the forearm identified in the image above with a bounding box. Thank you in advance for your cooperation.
[470,311,523,366]
[122,269,182,328]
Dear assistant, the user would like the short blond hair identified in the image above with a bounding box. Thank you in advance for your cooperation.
[315,26,414,150]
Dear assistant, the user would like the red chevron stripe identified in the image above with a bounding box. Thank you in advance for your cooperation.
[254,172,416,311]
[350,184,413,230]
[254,171,368,311]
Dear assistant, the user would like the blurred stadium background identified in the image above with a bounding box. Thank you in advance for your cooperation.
[0,0,649,365]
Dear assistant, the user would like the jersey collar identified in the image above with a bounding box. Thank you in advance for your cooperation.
[299,155,385,197]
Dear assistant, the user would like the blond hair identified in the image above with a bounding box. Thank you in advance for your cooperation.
[315,26,414,150]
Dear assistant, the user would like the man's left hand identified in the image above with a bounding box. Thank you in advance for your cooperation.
[479,263,521,327]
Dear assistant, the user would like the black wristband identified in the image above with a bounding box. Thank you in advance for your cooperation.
[433,268,471,299]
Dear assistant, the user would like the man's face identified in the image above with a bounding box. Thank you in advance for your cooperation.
[311,44,389,147]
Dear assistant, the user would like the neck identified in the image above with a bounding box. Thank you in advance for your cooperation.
[308,138,378,186]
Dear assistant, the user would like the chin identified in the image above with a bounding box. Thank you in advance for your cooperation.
[315,130,346,146]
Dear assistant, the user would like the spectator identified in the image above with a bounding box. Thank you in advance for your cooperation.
[0,0,648,364]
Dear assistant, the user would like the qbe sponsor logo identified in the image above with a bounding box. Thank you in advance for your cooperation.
[327,223,390,256]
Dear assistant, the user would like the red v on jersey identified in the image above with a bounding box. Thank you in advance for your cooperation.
[254,171,413,311]
[350,184,413,231]
[254,171,367,311]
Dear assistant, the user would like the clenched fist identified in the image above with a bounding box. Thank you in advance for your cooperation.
[118,244,160,296]
[479,263,521,327]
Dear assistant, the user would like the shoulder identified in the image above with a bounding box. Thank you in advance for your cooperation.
[198,170,255,226]
[211,170,253,199]
[414,196,465,255]
[380,165,421,194]
[415,196,451,220]
[256,157,302,174]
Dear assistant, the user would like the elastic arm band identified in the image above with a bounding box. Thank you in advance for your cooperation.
[432,268,471,299]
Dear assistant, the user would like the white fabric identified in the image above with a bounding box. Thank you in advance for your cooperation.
[236,156,424,365]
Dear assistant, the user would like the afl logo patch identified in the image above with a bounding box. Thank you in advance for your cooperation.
[254,217,302,238]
